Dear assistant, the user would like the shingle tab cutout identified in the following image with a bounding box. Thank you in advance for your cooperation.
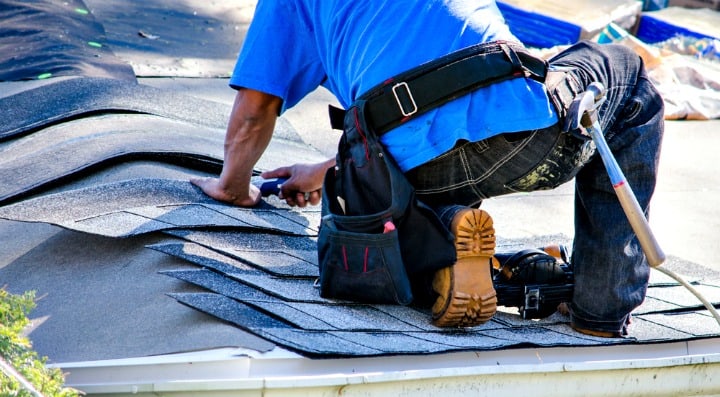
[157,231,319,277]
[150,241,318,278]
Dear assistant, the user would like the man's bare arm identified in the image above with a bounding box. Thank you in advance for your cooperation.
[191,88,282,207]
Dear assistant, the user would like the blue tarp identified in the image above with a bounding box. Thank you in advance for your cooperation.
[498,2,582,48]
[637,12,720,43]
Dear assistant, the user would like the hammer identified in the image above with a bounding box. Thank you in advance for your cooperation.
[564,82,665,267]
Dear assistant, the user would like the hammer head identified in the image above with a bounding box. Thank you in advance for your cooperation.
[562,82,606,133]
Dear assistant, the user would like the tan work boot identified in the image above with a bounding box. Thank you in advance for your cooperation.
[431,208,497,327]
[571,325,621,338]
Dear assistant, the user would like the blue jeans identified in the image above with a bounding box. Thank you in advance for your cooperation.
[405,42,665,334]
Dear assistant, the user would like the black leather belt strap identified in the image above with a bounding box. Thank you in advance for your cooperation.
[329,41,548,135]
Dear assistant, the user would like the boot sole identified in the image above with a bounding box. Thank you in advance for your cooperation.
[432,208,497,327]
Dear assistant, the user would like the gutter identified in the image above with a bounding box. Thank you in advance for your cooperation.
[55,338,720,397]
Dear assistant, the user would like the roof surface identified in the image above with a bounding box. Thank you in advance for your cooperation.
[1,0,720,372]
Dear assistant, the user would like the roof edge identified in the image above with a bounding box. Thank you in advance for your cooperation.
[54,341,720,396]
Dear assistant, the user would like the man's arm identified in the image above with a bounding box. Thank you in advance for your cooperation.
[192,87,336,207]
[191,88,282,207]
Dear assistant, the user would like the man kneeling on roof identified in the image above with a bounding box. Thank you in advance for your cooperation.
[193,0,664,338]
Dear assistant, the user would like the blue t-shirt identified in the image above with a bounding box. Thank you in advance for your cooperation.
[231,0,558,171]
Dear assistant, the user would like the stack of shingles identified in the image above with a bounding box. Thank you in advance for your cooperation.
[4,80,720,358]
[2,76,720,356]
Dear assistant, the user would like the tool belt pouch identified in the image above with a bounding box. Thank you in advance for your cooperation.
[318,215,410,304]
[317,102,456,305]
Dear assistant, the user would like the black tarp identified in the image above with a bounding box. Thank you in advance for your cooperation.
[0,0,135,81]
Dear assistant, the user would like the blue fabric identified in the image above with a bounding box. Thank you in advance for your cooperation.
[231,0,558,171]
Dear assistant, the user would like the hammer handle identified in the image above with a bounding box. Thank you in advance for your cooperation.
[589,121,666,267]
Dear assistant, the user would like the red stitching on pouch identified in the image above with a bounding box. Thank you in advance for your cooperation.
[352,107,370,161]
[363,247,369,273]
[342,245,349,271]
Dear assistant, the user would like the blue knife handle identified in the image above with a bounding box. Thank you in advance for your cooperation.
[256,178,287,197]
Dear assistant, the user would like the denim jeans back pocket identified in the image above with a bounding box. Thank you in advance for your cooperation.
[505,130,594,192]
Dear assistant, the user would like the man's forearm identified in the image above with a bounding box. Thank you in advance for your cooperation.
[217,88,283,200]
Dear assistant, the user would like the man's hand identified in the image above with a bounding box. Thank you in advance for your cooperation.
[190,177,262,207]
[261,159,335,207]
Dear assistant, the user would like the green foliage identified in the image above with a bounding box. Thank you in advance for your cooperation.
[0,288,79,397]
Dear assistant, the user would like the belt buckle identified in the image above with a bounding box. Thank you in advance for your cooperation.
[391,82,418,117]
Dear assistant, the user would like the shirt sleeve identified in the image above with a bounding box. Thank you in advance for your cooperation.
[229,0,326,113]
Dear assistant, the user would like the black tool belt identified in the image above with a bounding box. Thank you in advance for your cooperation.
[329,40,548,135]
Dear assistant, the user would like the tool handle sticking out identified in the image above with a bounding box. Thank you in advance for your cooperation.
[570,82,666,267]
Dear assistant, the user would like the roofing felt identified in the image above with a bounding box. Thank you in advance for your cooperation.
[0,0,136,82]
[0,222,276,362]
[82,0,254,77]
